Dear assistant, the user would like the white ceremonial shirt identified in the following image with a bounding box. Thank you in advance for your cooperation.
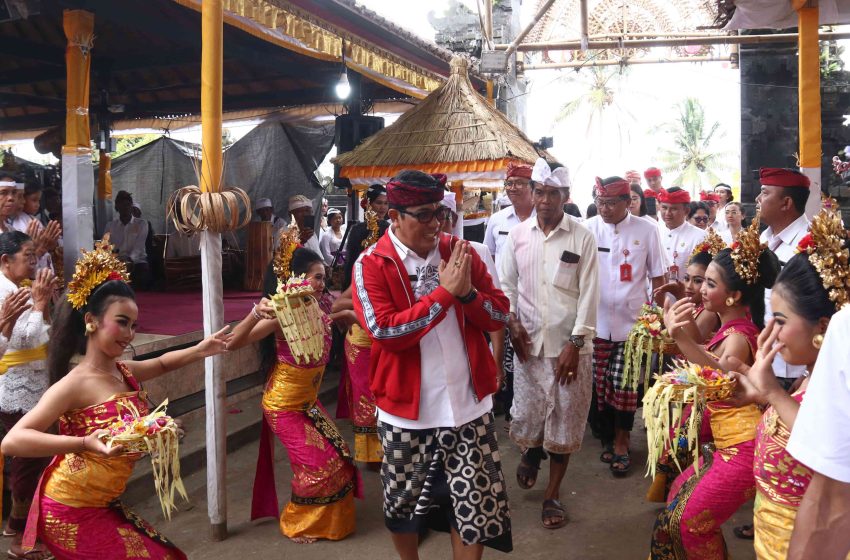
[470,241,500,290]
[787,306,850,482]
[483,205,535,274]
[585,213,667,341]
[500,214,599,358]
[104,217,149,264]
[657,220,707,281]
[761,213,810,379]
[319,228,345,266]
[376,226,493,430]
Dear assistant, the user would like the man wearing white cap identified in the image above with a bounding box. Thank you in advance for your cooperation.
[500,159,598,529]
[288,194,321,255]
[254,197,286,243]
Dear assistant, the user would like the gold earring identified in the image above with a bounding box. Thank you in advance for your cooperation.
[85,322,96,335]
[812,334,824,349]
[725,297,735,307]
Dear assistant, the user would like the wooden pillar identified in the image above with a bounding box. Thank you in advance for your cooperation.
[797,2,822,217]
[200,0,228,541]
[61,9,95,276]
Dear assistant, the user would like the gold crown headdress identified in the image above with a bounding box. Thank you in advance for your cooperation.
[362,209,379,249]
[730,210,767,285]
[272,218,301,282]
[66,234,130,310]
[690,228,727,261]
[796,197,850,310]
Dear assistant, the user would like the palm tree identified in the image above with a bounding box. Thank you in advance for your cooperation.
[656,98,733,194]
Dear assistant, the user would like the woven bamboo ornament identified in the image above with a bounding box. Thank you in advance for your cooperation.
[271,275,328,365]
[622,303,677,393]
[167,185,251,234]
[642,360,736,478]
[99,399,187,520]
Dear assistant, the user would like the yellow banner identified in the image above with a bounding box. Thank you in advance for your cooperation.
[62,10,94,153]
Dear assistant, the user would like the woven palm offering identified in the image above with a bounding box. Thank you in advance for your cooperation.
[642,360,736,477]
[271,274,326,365]
[622,303,678,391]
[100,399,188,519]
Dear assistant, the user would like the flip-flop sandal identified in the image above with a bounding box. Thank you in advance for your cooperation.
[733,524,754,540]
[610,453,632,477]
[7,549,54,560]
[600,444,614,464]
[541,499,568,529]
[516,448,548,490]
[1,531,15,538]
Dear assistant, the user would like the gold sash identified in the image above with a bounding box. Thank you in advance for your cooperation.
[346,324,371,347]
[261,362,325,412]
[709,403,762,449]
[0,344,48,375]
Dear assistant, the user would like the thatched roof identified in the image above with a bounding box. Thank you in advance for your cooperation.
[333,56,551,185]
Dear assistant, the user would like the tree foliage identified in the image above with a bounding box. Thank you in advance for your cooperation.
[655,98,733,194]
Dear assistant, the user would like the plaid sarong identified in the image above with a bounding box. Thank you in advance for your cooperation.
[592,338,638,412]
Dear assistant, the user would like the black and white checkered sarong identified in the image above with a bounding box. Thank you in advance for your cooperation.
[378,412,512,552]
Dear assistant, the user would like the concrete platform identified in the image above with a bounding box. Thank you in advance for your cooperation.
[127,398,757,559]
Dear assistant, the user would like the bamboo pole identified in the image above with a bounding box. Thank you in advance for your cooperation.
[496,30,850,52]
[484,0,493,49]
[525,55,733,70]
[798,2,822,218]
[200,0,228,542]
[504,0,557,57]
[579,0,588,51]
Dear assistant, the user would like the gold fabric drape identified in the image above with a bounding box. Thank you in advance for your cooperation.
[171,0,443,99]
[797,5,821,169]
[201,0,224,193]
[97,150,111,200]
[62,10,94,155]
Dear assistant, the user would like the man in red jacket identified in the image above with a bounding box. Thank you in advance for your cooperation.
[353,170,512,559]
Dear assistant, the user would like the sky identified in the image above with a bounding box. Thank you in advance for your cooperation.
[6,1,849,212]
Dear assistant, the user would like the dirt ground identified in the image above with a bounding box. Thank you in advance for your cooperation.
[132,407,756,560]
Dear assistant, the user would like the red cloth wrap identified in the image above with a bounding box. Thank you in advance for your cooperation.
[594,176,630,197]
[700,191,720,203]
[386,174,446,206]
[644,167,662,178]
[759,167,811,189]
[658,189,691,204]
[625,170,641,182]
[506,162,533,179]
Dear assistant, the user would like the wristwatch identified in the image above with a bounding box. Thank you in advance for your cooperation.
[569,335,585,349]
[457,289,478,304]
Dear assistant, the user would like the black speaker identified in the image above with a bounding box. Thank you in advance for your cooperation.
[334,114,384,188]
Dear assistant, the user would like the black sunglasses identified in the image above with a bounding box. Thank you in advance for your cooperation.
[399,207,451,224]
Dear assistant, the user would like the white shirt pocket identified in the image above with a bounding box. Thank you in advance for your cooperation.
[552,260,579,296]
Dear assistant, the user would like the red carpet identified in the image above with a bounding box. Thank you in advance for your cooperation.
[134,290,261,335]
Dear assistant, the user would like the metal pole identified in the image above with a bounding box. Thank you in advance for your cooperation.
[496,30,850,52]
[504,0,557,57]
[525,55,733,71]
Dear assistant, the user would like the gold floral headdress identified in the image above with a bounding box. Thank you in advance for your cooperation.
[66,234,130,310]
[272,218,301,282]
[796,197,850,310]
[362,209,379,249]
[730,210,767,285]
[690,228,727,261]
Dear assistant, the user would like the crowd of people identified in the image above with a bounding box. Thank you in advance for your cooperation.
[0,158,847,560]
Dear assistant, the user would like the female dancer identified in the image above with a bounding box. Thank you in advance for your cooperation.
[732,204,849,559]
[650,214,780,559]
[1,237,231,559]
[231,246,360,543]
[0,231,58,560]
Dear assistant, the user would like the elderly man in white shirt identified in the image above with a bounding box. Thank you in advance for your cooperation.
[254,197,286,242]
[585,176,666,476]
[657,187,707,282]
[287,194,322,255]
[757,167,812,389]
[501,160,598,529]
[103,190,150,289]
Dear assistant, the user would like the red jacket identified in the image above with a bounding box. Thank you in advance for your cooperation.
[352,231,509,420]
